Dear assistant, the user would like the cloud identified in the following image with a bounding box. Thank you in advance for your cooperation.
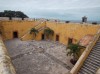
[0,0,100,21]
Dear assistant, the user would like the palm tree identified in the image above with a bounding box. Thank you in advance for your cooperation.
[44,28,54,40]
[67,43,85,65]
[30,28,39,39]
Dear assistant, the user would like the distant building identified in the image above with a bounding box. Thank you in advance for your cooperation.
[82,16,87,23]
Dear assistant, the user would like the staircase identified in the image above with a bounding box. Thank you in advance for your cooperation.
[38,26,47,31]
[20,19,46,40]
[78,36,100,74]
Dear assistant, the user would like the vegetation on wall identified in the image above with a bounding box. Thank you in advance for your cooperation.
[44,28,54,40]
[0,10,28,20]
[30,28,39,38]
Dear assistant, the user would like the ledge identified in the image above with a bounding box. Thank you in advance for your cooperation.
[0,36,16,74]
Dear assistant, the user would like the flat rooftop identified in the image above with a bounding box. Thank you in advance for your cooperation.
[4,39,73,74]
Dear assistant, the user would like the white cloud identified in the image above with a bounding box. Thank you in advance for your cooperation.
[0,0,100,10]
[0,0,100,21]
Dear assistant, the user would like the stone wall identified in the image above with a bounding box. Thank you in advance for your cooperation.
[0,17,35,21]
[46,22,100,44]
[0,36,16,74]
[0,20,100,45]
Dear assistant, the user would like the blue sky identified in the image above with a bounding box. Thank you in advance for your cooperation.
[0,0,100,21]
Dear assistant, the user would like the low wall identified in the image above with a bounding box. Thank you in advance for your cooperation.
[0,17,35,21]
[0,36,16,74]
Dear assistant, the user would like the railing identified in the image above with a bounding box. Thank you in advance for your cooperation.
[70,29,100,74]
[35,21,46,29]
[0,36,16,74]
[38,26,47,31]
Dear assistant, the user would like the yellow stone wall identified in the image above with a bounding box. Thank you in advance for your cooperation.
[46,22,100,44]
[0,20,37,40]
[0,20,100,45]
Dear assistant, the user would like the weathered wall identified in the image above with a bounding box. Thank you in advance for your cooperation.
[0,20,100,45]
[46,22,100,44]
[0,36,16,74]
[21,21,46,41]
[0,20,38,40]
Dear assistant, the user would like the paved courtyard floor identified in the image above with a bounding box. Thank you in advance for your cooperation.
[4,39,73,74]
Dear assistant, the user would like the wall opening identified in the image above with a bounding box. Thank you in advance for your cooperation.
[56,35,59,41]
[13,31,18,38]
[42,34,45,40]
[68,38,73,44]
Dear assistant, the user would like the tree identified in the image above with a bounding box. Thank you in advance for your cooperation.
[0,10,28,20]
[44,28,54,40]
[30,28,39,39]
[67,43,85,65]
[15,11,28,20]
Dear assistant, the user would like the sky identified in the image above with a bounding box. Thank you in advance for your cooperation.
[0,0,100,21]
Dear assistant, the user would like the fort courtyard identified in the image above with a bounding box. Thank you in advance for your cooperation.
[0,0,100,73]
[0,18,100,74]
[5,39,73,74]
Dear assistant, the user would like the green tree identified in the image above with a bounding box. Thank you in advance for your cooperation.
[0,10,28,20]
[30,28,39,39]
[44,28,54,40]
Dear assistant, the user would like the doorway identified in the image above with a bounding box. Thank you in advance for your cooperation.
[42,34,45,40]
[13,31,18,38]
[68,38,73,44]
[56,35,59,41]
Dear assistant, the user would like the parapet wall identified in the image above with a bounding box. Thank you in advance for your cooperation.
[0,36,16,74]
[0,17,35,21]
[0,17,46,21]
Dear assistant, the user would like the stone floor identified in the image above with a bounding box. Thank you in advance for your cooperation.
[4,39,73,74]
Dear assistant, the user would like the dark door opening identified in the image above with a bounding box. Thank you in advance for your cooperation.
[68,38,73,44]
[56,35,59,41]
[13,31,18,38]
[42,34,45,40]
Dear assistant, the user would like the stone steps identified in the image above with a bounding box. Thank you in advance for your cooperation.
[78,36,100,74]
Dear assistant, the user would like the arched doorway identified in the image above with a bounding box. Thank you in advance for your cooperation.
[13,31,18,38]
